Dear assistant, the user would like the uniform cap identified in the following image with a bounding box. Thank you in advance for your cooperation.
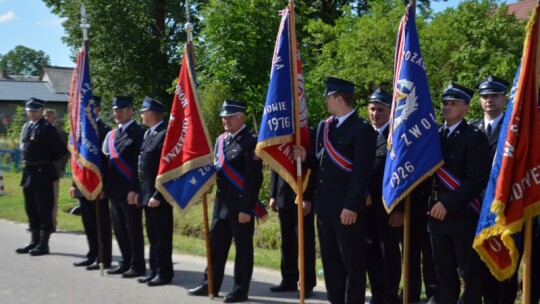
[140,96,165,113]
[112,96,134,109]
[324,77,355,96]
[442,82,474,104]
[25,98,46,110]
[220,100,246,117]
[369,88,392,107]
[476,75,510,96]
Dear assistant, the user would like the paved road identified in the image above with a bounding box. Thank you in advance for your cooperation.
[0,219,332,304]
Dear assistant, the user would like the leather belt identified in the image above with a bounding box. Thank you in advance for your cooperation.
[22,160,51,167]
[431,190,450,201]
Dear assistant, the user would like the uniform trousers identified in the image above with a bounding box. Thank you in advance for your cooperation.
[408,219,438,302]
[110,198,145,271]
[79,196,112,265]
[203,217,254,295]
[144,202,173,278]
[481,261,518,304]
[317,215,366,304]
[365,215,402,304]
[531,218,540,303]
[277,206,316,290]
[24,184,54,232]
[431,232,481,304]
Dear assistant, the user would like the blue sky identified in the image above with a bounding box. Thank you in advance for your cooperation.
[0,0,518,69]
[0,0,73,67]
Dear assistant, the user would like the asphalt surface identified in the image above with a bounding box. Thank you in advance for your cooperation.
[0,219,332,304]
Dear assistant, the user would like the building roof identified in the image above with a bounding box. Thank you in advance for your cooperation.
[40,66,74,94]
[507,0,536,20]
[0,80,68,103]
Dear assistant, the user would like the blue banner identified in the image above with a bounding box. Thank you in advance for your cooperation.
[68,48,103,200]
[382,3,443,212]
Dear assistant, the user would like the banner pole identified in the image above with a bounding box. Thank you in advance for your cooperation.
[288,1,305,303]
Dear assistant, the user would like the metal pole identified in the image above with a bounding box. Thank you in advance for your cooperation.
[288,1,305,303]
[184,0,213,298]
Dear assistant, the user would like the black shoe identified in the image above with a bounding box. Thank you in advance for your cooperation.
[29,246,49,256]
[15,243,38,254]
[147,274,172,286]
[86,261,111,270]
[223,293,248,303]
[122,268,145,278]
[73,258,95,267]
[188,284,208,296]
[106,265,129,275]
[303,289,314,299]
[70,206,81,215]
[138,273,156,283]
[270,282,297,292]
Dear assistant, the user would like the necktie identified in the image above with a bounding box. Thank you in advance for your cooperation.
[486,123,492,137]
[441,128,450,141]
[144,129,150,139]
[226,135,233,146]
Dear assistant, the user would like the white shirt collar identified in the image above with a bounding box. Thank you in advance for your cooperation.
[335,109,355,127]
[149,121,164,133]
[228,124,246,139]
[374,121,390,134]
[119,119,134,132]
[444,119,463,136]
[484,113,503,130]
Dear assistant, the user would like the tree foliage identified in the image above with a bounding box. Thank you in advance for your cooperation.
[422,0,524,118]
[43,0,203,109]
[42,0,525,125]
[0,45,51,76]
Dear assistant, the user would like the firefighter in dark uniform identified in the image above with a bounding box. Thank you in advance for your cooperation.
[471,75,518,304]
[101,96,146,278]
[136,97,173,286]
[364,88,403,304]
[428,82,490,304]
[188,100,263,303]
[71,96,113,270]
[267,164,317,297]
[16,97,68,256]
[296,77,376,304]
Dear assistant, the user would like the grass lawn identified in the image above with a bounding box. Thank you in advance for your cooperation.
[0,171,323,274]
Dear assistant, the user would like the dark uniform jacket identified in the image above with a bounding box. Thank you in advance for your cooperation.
[367,126,404,219]
[103,121,145,200]
[428,120,490,234]
[470,115,504,160]
[269,169,317,208]
[20,118,68,188]
[313,112,377,216]
[214,126,263,219]
[137,122,166,206]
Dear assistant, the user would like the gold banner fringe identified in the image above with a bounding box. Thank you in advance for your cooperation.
[382,160,444,213]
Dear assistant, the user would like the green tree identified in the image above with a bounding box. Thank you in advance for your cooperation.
[6,106,26,144]
[422,0,524,119]
[0,45,51,76]
[43,0,204,109]
[196,0,284,130]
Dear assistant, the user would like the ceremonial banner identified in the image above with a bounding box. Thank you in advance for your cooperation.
[255,7,310,194]
[473,4,540,280]
[68,47,103,200]
[155,43,215,213]
[382,3,443,212]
